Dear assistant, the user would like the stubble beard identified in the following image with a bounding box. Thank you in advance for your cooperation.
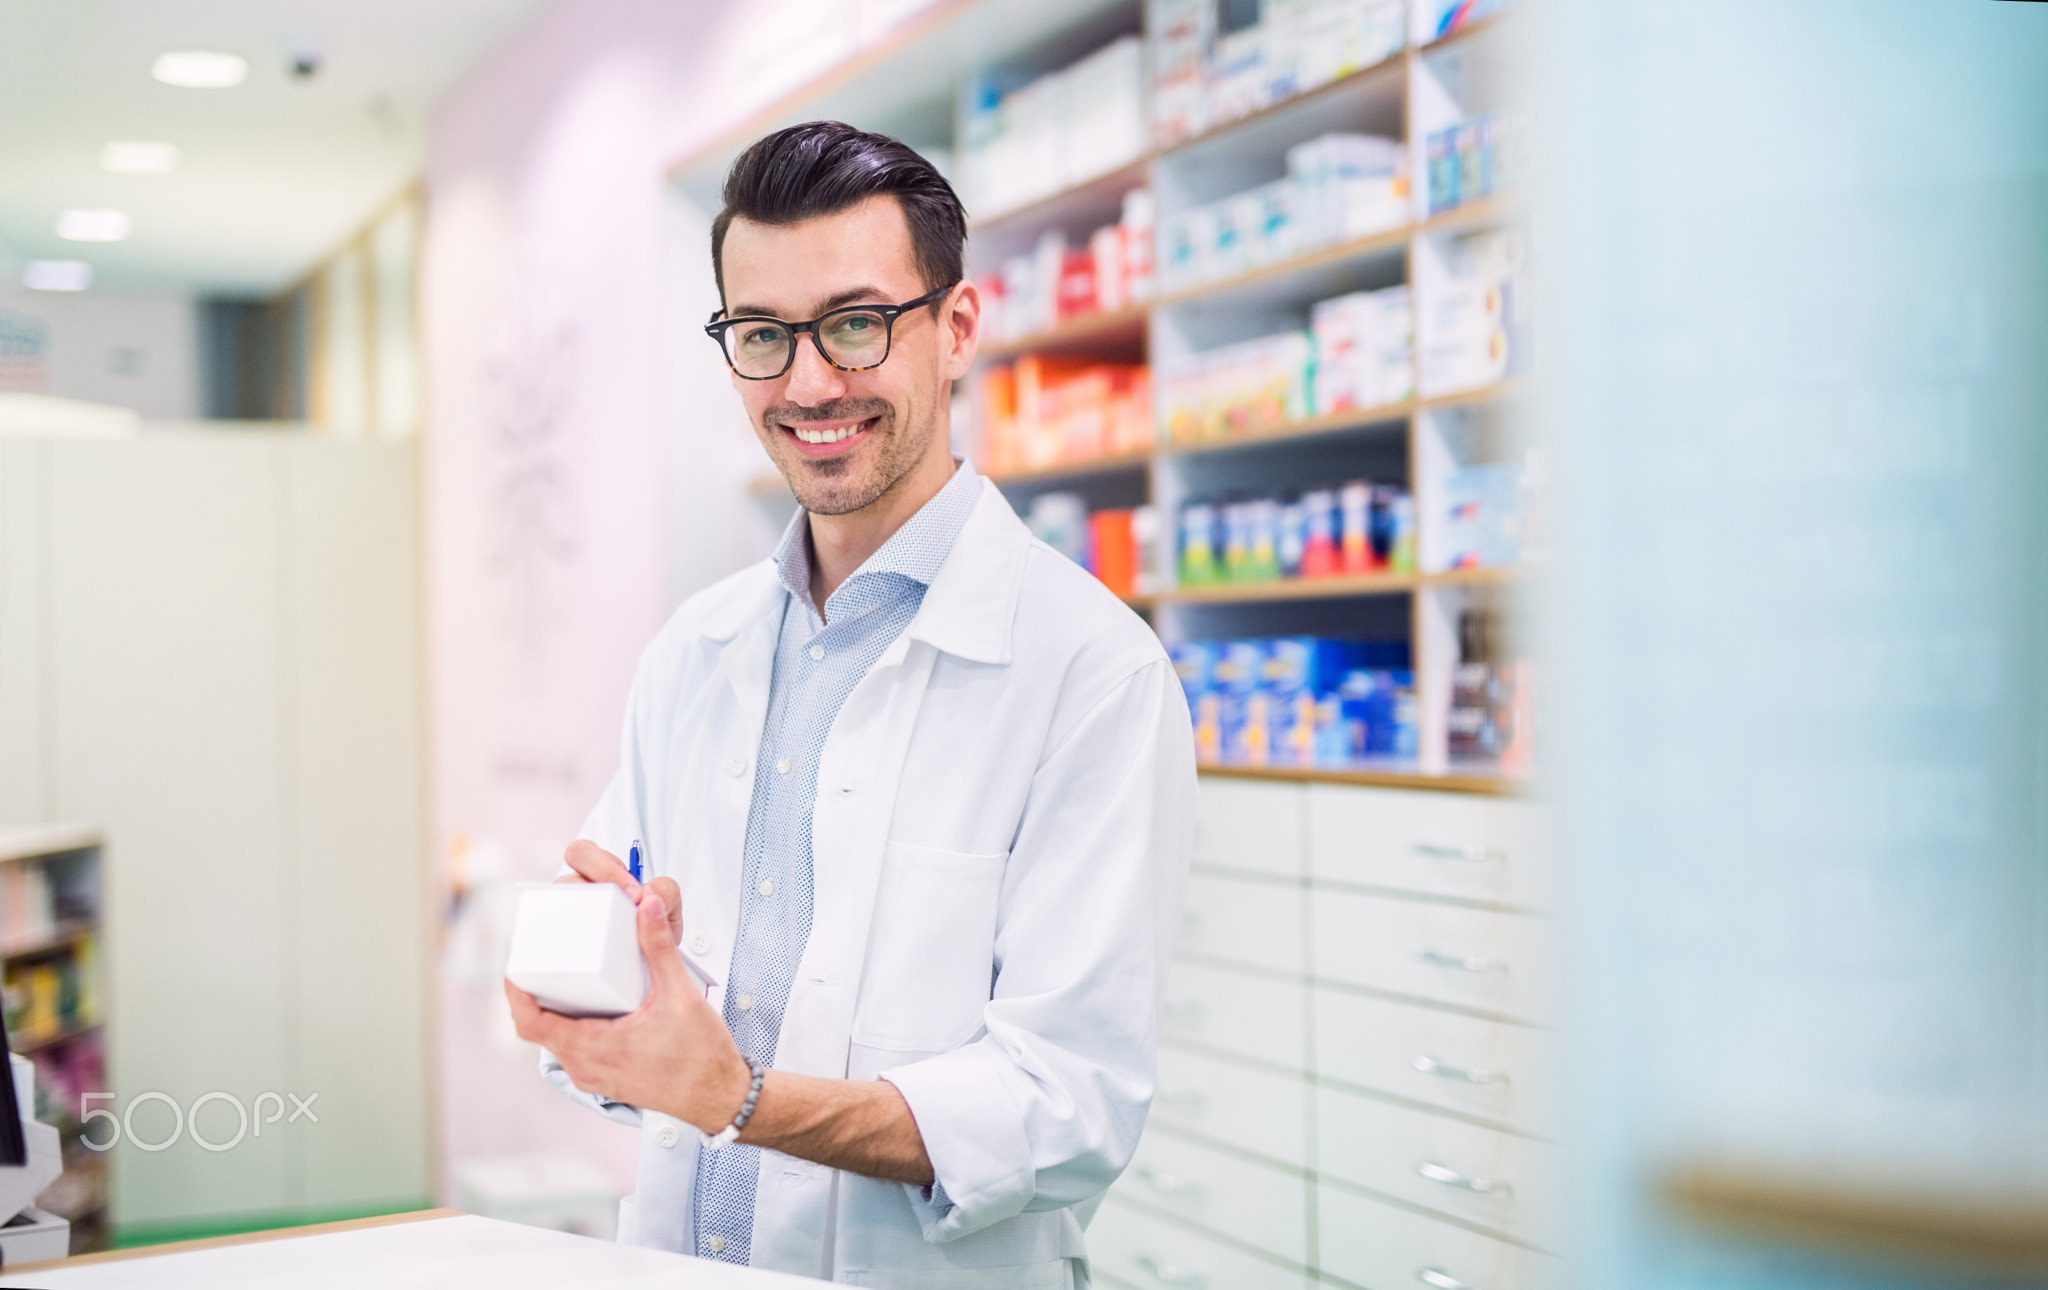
[767,394,934,518]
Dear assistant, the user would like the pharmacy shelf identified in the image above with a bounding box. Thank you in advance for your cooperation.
[1414,7,1518,56]
[1,923,93,965]
[15,1019,102,1056]
[1199,763,1513,796]
[985,446,1152,487]
[1169,571,1417,604]
[1154,223,1412,310]
[1157,48,1407,162]
[969,156,1149,238]
[1166,399,1414,456]
[979,304,1148,362]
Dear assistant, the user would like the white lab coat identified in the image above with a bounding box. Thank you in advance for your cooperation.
[543,477,1196,1288]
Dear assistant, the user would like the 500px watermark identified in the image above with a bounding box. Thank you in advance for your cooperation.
[78,1091,319,1152]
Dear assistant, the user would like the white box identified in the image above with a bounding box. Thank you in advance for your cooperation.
[505,883,716,1017]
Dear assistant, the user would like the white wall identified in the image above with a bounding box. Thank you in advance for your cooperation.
[0,288,198,419]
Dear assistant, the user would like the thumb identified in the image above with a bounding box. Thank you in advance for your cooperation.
[635,893,691,997]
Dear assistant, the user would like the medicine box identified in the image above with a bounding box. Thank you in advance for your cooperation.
[505,883,650,1018]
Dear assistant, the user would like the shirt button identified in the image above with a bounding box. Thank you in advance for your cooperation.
[690,933,712,956]
[737,995,753,1011]
[656,1125,680,1148]
[776,757,791,775]
[724,757,744,777]
[809,644,825,662]
[758,879,775,897]
[708,1235,726,1254]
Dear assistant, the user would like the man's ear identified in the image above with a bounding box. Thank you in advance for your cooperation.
[943,280,982,382]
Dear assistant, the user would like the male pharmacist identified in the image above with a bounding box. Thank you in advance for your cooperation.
[505,121,1195,1288]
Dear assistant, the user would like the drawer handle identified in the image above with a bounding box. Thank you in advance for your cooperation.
[1414,843,1508,863]
[1413,1054,1507,1086]
[1418,948,1505,974]
[1135,1166,1207,1200]
[1163,998,1207,1029]
[1417,1160,1512,1196]
[1417,1269,1475,1290]
[1136,1253,1208,1288]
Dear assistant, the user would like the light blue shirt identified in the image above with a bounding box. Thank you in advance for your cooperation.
[694,459,982,1265]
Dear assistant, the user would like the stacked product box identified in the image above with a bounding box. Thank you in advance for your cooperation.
[1425,110,1525,216]
[960,37,1146,217]
[980,190,1155,344]
[1172,637,1418,768]
[1023,492,1161,599]
[1161,281,1413,443]
[1448,606,1533,774]
[1150,0,1408,145]
[1312,284,1413,412]
[1159,133,1407,292]
[1180,481,1414,587]
[1438,446,1543,571]
[981,358,1151,475]
[1414,0,1512,42]
[1417,226,1527,395]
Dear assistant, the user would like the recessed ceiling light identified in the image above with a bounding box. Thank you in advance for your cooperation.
[56,209,132,242]
[23,261,94,292]
[99,141,183,175]
[151,50,248,88]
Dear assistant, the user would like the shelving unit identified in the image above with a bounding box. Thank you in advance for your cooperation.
[0,826,108,1254]
[667,5,1550,1288]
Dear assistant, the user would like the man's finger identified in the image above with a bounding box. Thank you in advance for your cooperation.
[647,876,683,945]
[635,893,692,1000]
[562,839,640,900]
[504,979,558,1045]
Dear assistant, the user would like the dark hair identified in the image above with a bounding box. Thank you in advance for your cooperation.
[711,121,967,310]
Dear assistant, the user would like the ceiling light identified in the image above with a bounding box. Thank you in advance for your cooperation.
[23,261,94,292]
[151,50,248,88]
[99,141,183,175]
[56,209,132,242]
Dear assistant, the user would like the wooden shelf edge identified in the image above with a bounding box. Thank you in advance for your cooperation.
[1,922,94,963]
[968,157,1150,234]
[14,1019,102,1055]
[1156,224,1413,309]
[1414,8,1518,57]
[978,305,1149,363]
[1666,1165,2048,1270]
[1169,573,1418,604]
[0,826,102,866]
[1199,763,1518,796]
[1156,47,1408,161]
[986,448,1153,487]
[1167,401,1414,455]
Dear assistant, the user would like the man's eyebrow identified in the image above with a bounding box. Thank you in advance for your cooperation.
[726,284,892,320]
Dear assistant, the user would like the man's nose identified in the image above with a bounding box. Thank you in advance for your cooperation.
[784,335,846,407]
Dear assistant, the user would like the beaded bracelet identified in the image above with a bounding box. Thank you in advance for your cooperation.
[705,1059,766,1150]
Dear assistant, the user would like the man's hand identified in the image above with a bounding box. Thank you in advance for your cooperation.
[557,839,682,948]
[506,889,753,1134]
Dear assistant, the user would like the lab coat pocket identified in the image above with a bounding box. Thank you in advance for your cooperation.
[616,1193,637,1245]
[851,842,1007,1053]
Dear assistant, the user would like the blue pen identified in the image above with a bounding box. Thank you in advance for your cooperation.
[629,840,643,884]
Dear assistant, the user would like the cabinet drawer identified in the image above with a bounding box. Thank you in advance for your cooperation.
[1090,1194,1308,1290]
[1179,872,1304,974]
[1114,1130,1306,1263]
[1195,777,1305,877]
[1311,889,1557,1023]
[1309,784,1552,911]
[1161,959,1305,1071]
[1312,988,1560,1136]
[1155,1046,1309,1169]
[1317,1182,1562,1290]
[1315,1087,1561,1245]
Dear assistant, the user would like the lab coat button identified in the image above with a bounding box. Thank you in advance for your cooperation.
[776,757,791,775]
[724,757,745,777]
[657,1125,680,1148]
[690,933,712,956]
[708,1236,726,1254]
[809,644,825,662]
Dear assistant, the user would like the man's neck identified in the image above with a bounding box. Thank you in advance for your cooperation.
[805,448,957,616]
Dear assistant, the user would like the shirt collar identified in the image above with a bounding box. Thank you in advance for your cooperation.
[770,457,983,611]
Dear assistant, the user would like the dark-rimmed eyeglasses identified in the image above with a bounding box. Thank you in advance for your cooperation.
[705,283,956,380]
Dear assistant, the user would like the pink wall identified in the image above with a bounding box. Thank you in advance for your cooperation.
[418,0,899,1196]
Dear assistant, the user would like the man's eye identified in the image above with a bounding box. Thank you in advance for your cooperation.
[832,314,877,334]
[742,325,787,346]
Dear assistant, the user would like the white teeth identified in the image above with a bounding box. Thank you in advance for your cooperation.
[793,424,860,444]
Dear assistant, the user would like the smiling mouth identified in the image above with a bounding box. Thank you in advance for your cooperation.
[781,416,877,457]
